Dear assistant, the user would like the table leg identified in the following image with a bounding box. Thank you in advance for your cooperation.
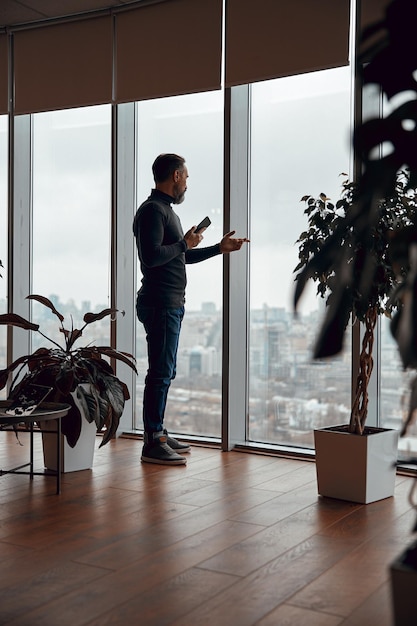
[30,420,34,480]
[57,417,61,495]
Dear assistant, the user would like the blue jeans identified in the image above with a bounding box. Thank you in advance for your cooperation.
[136,303,185,435]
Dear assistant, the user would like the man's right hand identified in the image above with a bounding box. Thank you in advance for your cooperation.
[184,226,204,249]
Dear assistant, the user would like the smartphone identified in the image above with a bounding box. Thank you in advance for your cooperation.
[195,216,211,233]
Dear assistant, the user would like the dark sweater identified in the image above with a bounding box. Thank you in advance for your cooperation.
[133,189,221,307]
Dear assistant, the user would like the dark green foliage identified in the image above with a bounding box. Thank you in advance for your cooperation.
[294,173,417,434]
[0,295,137,448]
[294,172,417,354]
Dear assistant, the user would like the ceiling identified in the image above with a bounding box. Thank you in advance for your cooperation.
[0,0,143,29]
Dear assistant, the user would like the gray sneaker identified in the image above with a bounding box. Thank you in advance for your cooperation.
[164,429,191,453]
[141,431,187,465]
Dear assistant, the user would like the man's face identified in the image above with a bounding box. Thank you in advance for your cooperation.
[172,166,188,205]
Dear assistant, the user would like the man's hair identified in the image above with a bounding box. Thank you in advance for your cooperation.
[152,153,186,184]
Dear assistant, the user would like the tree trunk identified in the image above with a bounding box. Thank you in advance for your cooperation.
[349,306,378,435]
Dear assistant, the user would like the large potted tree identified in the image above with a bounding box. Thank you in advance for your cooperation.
[293,0,417,618]
[294,171,417,503]
[0,294,137,472]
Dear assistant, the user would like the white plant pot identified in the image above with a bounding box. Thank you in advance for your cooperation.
[41,413,97,473]
[314,425,398,504]
[41,386,97,473]
[390,540,417,626]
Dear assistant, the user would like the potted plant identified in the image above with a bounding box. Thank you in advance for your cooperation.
[294,171,417,502]
[0,294,137,471]
[291,0,417,615]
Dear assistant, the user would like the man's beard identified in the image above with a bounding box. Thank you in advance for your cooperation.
[173,193,185,205]
[172,183,186,204]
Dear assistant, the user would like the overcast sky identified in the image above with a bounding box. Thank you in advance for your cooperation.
[1,66,352,315]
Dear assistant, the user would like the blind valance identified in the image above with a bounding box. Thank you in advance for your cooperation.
[115,0,223,103]
[225,0,351,87]
[13,16,113,114]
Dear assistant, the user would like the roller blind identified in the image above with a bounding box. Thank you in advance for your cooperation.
[0,34,8,114]
[115,0,222,103]
[225,0,351,87]
[13,16,113,114]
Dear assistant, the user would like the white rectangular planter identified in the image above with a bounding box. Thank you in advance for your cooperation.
[41,416,97,473]
[390,540,417,626]
[314,425,398,504]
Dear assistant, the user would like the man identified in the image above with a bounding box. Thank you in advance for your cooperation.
[133,153,249,466]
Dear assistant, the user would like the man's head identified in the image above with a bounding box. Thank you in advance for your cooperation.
[152,153,188,204]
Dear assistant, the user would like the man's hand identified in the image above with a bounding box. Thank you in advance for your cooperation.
[184,226,204,249]
[220,230,250,253]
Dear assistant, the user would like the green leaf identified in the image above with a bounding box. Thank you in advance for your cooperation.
[93,347,137,373]
[66,328,83,350]
[83,308,122,325]
[75,384,100,425]
[26,294,64,322]
[99,377,126,447]
[0,313,39,331]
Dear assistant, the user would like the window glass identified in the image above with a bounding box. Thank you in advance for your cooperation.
[0,116,7,399]
[249,68,352,448]
[135,91,224,437]
[380,317,415,458]
[32,106,111,349]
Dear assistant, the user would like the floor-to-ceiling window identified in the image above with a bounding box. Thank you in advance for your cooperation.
[3,1,415,460]
[31,105,112,349]
[0,115,7,399]
[248,67,353,448]
[135,90,224,438]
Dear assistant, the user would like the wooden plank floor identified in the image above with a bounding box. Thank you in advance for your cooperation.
[0,430,415,625]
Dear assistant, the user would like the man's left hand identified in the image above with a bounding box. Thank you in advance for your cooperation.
[219,230,250,254]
